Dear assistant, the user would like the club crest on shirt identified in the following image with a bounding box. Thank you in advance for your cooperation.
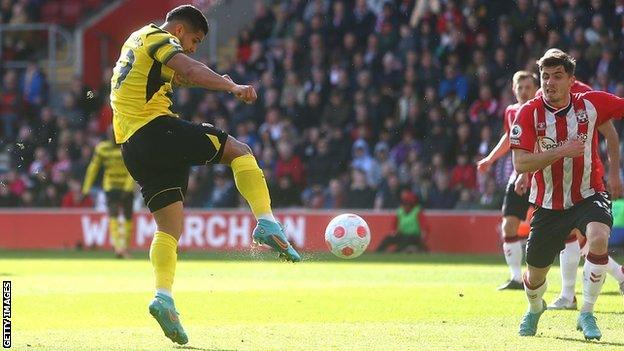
[575,109,588,124]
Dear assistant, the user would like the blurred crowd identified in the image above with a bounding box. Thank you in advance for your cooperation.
[2,0,624,210]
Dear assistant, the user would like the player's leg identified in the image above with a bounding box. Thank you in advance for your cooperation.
[576,221,609,340]
[376,233,400,252]
[499,183,529,290]
[106,191,124,258]
[575,193,612,340]
[121,191,134,254]
[606,256,624,294]
[120,117,190,344]
[147,199,188,345]
[519,208,567,336]
[500,215,524,289]
[518,264,549,336]
[220,135,301,262]
[548,232,580,310]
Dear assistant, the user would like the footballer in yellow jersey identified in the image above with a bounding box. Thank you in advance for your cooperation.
[82,127,135,258]
[111,5,300,345]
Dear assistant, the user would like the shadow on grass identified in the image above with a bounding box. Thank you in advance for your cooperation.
[2,249,622,267]
[594,310,624,315]
[0,249,509,265]
[175,346,237,351]
[547,335,624,347]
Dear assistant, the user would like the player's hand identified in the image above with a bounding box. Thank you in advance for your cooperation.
[608,168,623,199]
[231,84,257,104]
[514,173,529,195]
[476,157,492,173]
[559,138,584,158]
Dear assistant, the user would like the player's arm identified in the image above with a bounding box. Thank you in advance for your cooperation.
[512,140,584,173]
[166,53,256,103]
[477,132,509,173]
[82,147,102,195]
[597,121,622,198]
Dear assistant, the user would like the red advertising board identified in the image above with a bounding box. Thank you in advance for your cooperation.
[0,210,505,254]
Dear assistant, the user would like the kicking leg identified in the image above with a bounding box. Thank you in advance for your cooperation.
[221,136,300,262]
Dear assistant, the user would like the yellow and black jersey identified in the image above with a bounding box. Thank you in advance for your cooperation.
[82,140,135,193]
[110,23,184,143]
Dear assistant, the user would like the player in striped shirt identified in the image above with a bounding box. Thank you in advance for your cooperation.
[518,50,624,310]
[510,49,624,340]
[478,71,539,291]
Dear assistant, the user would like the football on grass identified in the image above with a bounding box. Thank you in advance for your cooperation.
[324,213,371,259]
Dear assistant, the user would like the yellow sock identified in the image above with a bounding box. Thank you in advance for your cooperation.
[231,154,272,217]
[149,231,178,292]
[123,220,133,249]
[109,218,121,252]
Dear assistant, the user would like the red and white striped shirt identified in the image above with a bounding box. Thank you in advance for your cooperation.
[510,91,624,209]
[503,103,522,185]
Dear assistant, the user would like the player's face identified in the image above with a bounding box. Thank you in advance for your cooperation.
[540,65,574,105]
[179,28,205,55]
[513,78,538,104]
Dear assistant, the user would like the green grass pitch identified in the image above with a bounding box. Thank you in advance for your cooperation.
[1,250,623,350]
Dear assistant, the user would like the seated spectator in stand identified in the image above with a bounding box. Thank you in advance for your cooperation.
[0,70,20,141]
[454,189,479,210]
[61,178,94,208]
[0,181,19,207]
[275,140,305,188]
[477,177,504,209]
[21,60,47,111]
[204,167,237,208]
[376,190,427,253]
[351,138,381,187]
[374,171,402,209]
[271,174,301,207]
[450,153,477,190]
[324,178,346,209]
[345,167,376,209]
[427,172,458,209]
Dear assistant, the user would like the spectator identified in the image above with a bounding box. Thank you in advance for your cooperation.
[61,178,94,208]
[376,190,427,253]
[0,70,20,141]
[345,168,375,209]
[275,140,305,187]
[204,167,237,208]
[351,138,381,187]
[450,153,477,190]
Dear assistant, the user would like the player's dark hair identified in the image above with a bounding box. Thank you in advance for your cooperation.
[537,48,576,76]
[166,5,208,35]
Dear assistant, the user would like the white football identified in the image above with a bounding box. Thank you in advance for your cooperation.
[324,213,371,259]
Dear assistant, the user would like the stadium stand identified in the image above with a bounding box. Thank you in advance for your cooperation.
[1,0,623,210]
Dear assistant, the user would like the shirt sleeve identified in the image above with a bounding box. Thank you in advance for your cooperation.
[146,33,184,64]
[584,91,624,125]
[509,104,536,152]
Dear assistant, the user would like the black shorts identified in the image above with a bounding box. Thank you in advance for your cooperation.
[105,190,134,217]
[121,116,228,212]
[502,182,530,219]
[526,192,613,268]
